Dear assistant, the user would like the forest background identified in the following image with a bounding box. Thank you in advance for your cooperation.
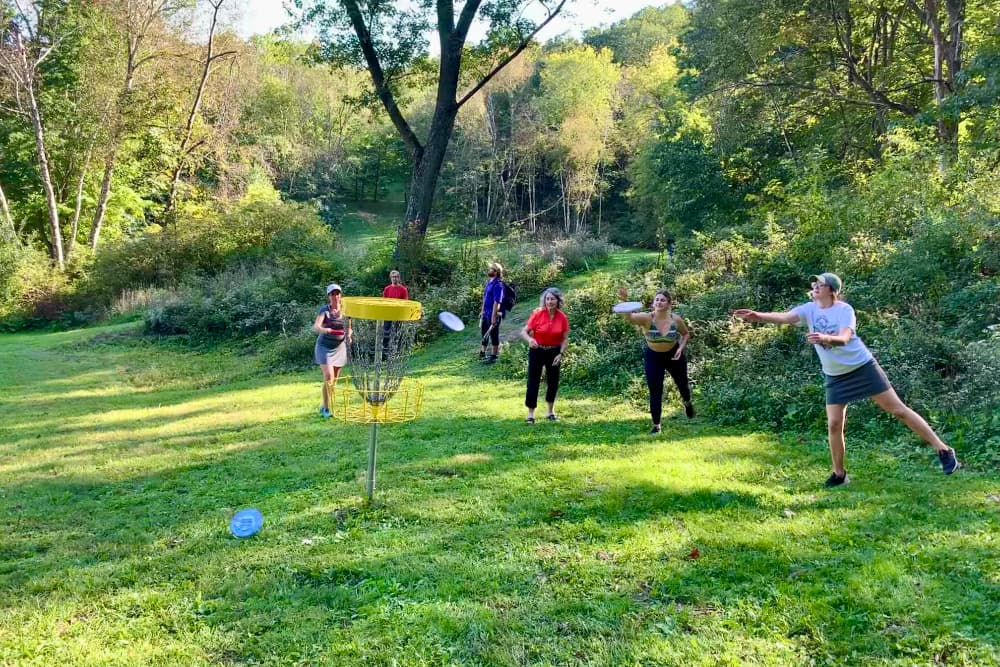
[1,0,998,461]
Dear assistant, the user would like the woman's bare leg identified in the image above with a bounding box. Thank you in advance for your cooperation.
[826,403,848,476]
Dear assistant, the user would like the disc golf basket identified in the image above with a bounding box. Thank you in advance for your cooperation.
[331,297,423,502]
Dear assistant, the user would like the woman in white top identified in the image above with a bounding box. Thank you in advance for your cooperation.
[734,272,959,486]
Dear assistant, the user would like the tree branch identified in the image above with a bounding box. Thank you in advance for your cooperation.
[341,0,423,157]
[456,0,569,109]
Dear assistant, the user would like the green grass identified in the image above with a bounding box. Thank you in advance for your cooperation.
[1,322,998,666]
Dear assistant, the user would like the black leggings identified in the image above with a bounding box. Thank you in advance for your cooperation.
[525,347,561,408]
[481,316,501,347]
[644,347,691,425]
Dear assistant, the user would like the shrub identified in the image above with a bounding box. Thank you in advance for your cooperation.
[88,200,333,307]
[145,264,318,342]
[0,243,70,329]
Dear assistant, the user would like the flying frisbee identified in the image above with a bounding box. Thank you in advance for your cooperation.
[612,301,643,314]
[229,508,263,538]
[438,311,465,331]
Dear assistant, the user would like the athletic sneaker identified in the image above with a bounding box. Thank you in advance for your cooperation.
[938,448,961,474]
[484,355,498,365]
[478,350,486,359]
[684,401,695,419]
[319,406,331,419]
[824,472,849,487]
[649,425,662,434]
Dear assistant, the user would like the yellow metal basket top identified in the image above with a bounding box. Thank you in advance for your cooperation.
[341,296,422,322]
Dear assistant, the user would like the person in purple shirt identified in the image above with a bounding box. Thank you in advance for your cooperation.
[479,262,505,364]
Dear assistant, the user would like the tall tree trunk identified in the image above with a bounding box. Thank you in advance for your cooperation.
[16,33,64,269]
[401,106,460,237]
[90,146,119,249]
[68,148,93,260]
[336,0,568,270]
[906,0,964,168]
[0,180,18,246]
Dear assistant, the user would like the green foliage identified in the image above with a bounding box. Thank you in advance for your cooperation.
[88,200,334,304]
[145,265,312,342]
[0,242,68,328]
[135,201,340,342]
[583,4,690,65]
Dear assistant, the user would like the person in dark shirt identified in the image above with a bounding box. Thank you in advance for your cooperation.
[479,262,505,364]
[312,283,351,418]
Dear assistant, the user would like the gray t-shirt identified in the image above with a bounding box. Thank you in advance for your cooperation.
[791,301,873,376]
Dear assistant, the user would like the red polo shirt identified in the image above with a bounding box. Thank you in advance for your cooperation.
[383,284,409,300]
[526,308,569,347]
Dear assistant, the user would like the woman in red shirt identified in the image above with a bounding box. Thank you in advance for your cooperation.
[520,288,570,423]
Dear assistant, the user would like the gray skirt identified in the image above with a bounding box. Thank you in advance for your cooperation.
[824,359,891,405]
[314,338,347,367]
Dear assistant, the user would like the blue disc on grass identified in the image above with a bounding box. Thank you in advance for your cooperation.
[230,508,263,538]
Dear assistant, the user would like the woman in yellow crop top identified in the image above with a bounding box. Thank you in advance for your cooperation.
[616,288,694,433]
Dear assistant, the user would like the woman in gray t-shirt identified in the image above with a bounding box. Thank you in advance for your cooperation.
[733,272,960,487]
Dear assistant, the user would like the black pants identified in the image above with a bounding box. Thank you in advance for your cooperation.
[644,347,691,424]
[525,347,561,408]
[382,321,400,354]
[481,315,501,347]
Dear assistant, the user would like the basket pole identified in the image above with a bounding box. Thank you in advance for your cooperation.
[366,421,379,502]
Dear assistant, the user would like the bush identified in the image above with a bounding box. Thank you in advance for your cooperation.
[0,243,70,329]
[539,235,616,273]
[88,200,333,307]
[145,264,318,342]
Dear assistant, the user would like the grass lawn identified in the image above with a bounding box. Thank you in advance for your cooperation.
[1,321,998,666]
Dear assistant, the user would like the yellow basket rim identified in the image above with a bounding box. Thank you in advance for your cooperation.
[341,296,422,322]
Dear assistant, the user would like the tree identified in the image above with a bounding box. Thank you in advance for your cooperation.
[164,0,238,214]
[535,46,620,233]
[681,0,988,168]
[89,0,189,250]
[0,179,16,244]
[0,1,70,268]
[583,3,689,66]
[296,0,569,263]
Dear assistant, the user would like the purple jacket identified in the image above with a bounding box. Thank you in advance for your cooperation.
[482,278,504,320]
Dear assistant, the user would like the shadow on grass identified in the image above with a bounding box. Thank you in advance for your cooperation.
[1,326,998,665]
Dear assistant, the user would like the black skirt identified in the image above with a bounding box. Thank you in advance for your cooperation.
[824,359,891,405]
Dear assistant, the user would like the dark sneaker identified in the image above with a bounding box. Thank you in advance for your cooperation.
[649,425,662,434]
[478,350,486,359]
[824,472,849,487]
[546,414,559,421]
[938,448,961,474]
[484,355,498,365]
[684,401,695,419]
[525,417,535,424]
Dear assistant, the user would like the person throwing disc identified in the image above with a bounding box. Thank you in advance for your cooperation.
[616,287,694,434]
[520,288,570,423]
[733,272,960,486]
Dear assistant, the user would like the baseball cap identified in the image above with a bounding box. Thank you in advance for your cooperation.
[811,273,842,292]
[326,283,342,294]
